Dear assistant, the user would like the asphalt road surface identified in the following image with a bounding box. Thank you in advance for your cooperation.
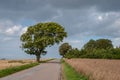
[0,59,61,80]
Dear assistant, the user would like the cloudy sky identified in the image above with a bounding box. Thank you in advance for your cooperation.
[0,0,120,59]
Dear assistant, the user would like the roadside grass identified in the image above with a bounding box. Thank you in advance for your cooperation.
[61,59,88,80]
[0,62,39,78]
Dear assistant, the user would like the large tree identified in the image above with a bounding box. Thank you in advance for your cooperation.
[20,22,67,62]
[59,43,72,57]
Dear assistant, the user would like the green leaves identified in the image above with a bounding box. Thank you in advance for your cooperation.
[59,43,72,57]
[83,39,113,51]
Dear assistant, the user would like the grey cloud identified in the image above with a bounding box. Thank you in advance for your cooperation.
[51,9,120,38]
[0,0,120,22]
[1,0,116,11]
[0,0,58,21]
[0,1,120,39]
[48,0,120,12]
[0,0,120,38]
[0,0,47,11]
[97,0,120,12]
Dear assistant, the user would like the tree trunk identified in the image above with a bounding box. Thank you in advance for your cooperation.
[36,55,40,62]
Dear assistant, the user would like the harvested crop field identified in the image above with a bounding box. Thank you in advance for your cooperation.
[0,59,35,70]
[65,59,120,80]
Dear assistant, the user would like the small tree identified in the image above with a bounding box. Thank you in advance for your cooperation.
[20,22,67,62]
[59,43,72,57]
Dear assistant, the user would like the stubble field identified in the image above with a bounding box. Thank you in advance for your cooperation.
[0,59,35,70]
[65,58,120,80]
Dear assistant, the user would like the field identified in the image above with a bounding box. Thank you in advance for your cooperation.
[65,59,120,80]
[0,59,35,70]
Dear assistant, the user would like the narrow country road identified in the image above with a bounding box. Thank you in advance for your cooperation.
[0,59,61,80]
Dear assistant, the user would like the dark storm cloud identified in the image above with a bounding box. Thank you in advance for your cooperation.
[0,0,47,11]
[0,0,120,21]
[0,0,58,21]
[48,0,120,12]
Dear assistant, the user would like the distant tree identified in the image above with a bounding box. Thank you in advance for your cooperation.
[20,22,67,62]
[83,39,96,51]
[96,39,113,49]
[65,48,80,59]
[59,43,72,57]
[83,39,113,51]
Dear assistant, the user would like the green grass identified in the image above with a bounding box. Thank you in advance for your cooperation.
[62,60,88,80]
[0,62,39,78]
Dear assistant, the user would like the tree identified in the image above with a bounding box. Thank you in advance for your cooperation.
[83,39,113,51]
[20,22,67,62]
[65,48,80,59]
[59,43,72,57]
[96,39,113,49]
[83,39,96,51]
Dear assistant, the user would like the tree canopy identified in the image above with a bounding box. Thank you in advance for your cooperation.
[83,39,113,51]
[20,22,67,62]
[83,39,96,51]
[96,39,113,49]
[59,43,72,57]
[63,39,120,59]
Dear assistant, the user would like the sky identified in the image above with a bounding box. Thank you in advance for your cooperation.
[0,0,120,59]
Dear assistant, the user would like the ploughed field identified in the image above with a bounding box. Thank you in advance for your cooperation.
[0,59,35,70]
[65,59,120,80]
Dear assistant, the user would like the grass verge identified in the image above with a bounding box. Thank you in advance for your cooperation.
[0,62,39,78]
[61,59,88,80]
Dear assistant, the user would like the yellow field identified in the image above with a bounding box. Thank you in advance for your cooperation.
[65,58,120,80]
[0,59,35,70]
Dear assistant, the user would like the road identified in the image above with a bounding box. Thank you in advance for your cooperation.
[0,59,61,80]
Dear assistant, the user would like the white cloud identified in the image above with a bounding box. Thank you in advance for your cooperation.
[0,20,14,33]
[5,25,21,35]
[20,27,28,35]
[97,16,103,21]
[112,38,120,47]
